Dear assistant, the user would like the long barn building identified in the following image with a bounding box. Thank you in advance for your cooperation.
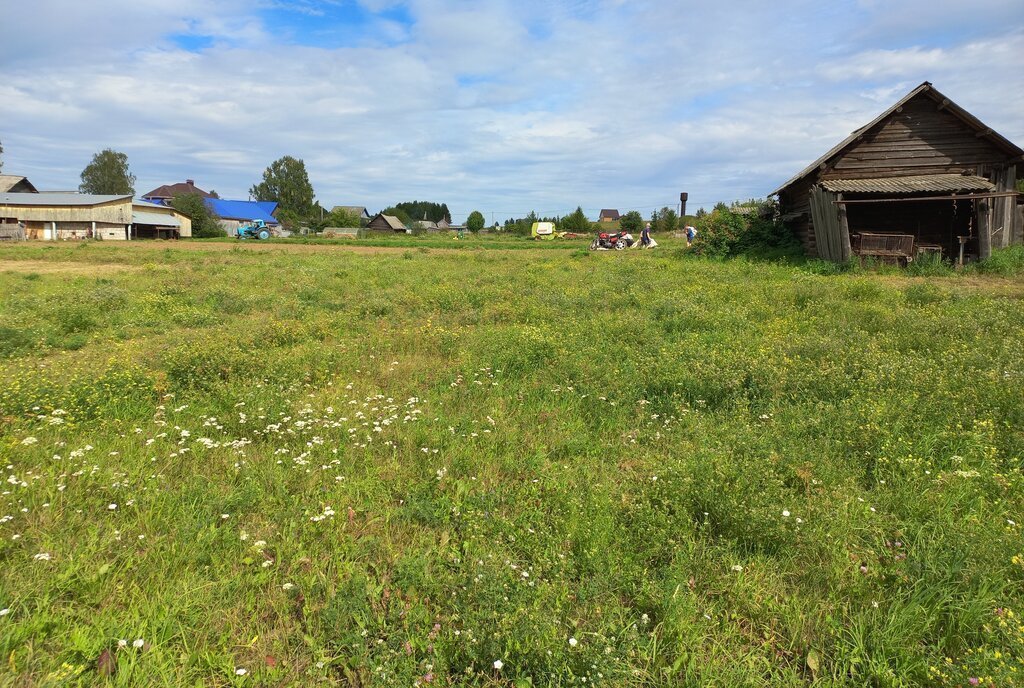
[774,82,1023,263]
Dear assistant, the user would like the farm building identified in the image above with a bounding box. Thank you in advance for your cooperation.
[141,179,212,203]
[132,199,192,238]
[774,82,1023,263]
[598,209,620,222]
[331,206,372,225]
[0,193,191,240]
[0,175,39,193]
[367,213,407,232]
[206,198,280,235]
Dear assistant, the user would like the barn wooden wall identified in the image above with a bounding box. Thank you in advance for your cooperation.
[4,200,132,225]
[824,97,1011,180]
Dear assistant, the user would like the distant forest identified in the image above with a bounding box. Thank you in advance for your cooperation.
[382,201,451,225]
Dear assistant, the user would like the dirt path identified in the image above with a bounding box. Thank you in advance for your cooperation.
[151,241,447,255]
[0,260,140,275]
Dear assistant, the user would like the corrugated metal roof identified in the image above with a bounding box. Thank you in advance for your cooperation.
[820,174,996,194]
[206,198,280,224]
[0,192,131,206]
[132,210,181,227]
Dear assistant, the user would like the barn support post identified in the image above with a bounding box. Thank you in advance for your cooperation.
[978,199,992,260]
[837,195,852,262]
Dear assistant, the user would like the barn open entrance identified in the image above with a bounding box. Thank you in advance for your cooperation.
[844,196,976,264]
[809,174,1015,265]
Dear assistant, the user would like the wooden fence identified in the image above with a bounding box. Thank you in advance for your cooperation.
[0,224,26,241]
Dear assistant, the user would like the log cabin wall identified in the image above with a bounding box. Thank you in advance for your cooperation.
[822,96,1011,180]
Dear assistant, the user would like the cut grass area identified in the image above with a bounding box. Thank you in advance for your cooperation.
[0,242,1023,686]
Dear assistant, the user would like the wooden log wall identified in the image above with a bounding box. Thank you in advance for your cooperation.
[824,97,1010,180]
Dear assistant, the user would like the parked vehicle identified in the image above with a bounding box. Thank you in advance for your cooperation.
[532,221,556,240]
[235,219,272,240]
[590,230,634,250]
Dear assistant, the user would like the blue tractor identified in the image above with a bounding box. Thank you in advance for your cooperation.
[235,219,272,240]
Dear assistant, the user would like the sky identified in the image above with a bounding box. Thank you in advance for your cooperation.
[1,0,1022,222]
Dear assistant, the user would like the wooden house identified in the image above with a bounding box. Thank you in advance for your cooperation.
[141,179,212,203]
[367,213,407,232]
[774,82,1023,263]
[598,209,620,223]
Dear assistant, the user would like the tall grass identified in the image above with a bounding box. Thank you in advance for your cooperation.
[0,241,1022,686]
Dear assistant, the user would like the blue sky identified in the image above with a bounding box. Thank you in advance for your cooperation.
[1,0,1021,221]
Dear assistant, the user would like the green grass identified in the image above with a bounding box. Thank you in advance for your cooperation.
[195,232,589,250]
[1,242,1023,686]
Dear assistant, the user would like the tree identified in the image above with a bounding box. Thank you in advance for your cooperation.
[1017,178,1024,193]
[466,210,485,233]
[171,193,224,238]
[387,201,450,224]
[250,156,316,224]
[619,210,644,233]
[323,207,361,229]
[207,189,220,199]
[560,206,592,234]
[79,148,135,195]
[655,206,678,234]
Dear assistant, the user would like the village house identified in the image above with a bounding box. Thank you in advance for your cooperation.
[774,82,1023,263]
[140,179,212,203]
[367,213,407,232]
[331,206,372,225]
[206,198,280,235]
[598,209,620,223]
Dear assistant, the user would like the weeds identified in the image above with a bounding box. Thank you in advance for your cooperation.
[0,241,1021,686]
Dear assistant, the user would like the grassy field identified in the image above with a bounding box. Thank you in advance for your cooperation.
[0,240,1023,686]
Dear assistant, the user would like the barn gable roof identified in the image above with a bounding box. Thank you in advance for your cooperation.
[773,82,1024,196]
[0,175,38,193]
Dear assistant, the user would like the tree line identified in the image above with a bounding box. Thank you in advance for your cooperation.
[24,145,694,238]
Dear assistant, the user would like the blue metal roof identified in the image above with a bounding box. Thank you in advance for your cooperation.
[206,198,279,224]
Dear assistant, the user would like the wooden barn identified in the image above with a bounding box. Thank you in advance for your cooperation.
[367,213,407,232]
[774,82,1023,263]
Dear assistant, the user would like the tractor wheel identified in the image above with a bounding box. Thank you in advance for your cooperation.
[257,228,271,240]
[615,241,625,250]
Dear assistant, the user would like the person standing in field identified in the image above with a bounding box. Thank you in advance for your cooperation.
[685,225,697,246]
[641,222,652,248]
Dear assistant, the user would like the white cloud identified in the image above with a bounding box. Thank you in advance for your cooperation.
[1,1,1021,217]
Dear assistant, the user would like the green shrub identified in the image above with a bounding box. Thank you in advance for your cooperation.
[972,245,1024,277]
[693,204,799,259]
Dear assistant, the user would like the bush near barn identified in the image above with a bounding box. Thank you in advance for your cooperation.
[693,201,800,258]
